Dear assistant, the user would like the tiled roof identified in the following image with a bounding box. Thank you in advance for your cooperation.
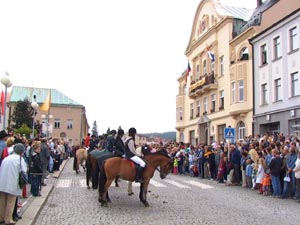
[10,86,82,106]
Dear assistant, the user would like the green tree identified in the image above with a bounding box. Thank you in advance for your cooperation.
[11,99,34,129]
[91,120,98,137]
[15,124,32,138]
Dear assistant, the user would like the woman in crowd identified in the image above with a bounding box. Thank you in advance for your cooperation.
[0,143,27,225]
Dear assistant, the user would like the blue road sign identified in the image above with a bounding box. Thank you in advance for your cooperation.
[224,127,235,140]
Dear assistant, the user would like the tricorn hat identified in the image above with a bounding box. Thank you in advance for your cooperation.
[0,130,9,139]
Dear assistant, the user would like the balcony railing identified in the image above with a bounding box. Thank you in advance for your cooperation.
[189,73,217,98]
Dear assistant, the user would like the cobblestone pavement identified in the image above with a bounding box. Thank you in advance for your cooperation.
[33,159,300,225]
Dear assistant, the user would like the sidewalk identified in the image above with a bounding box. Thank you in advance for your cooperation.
[16,158,69,225]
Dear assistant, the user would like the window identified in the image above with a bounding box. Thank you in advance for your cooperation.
[203,97,208,113]
[237,121,246,140]
[274,78,282,101]
[211,94,216,112]
[231,82,236,103]
[218,124,226,142]
[219,55,224,76]
[177,107,183,121]
[261,83,268,105]
[289,26,298,51]
[219,90,224,109]
[203,60,207,75]
[54,120,61,129]
[211,61,215,74]
[261,44,267,65]
[239,47,249,61]
[190,103,194,119]
[291,72,299,97]
[183,84,187,94]
[67,120,73,129]
[196,100,200,117]
[238,80,244,102]
[189,130,195,146]
[273,36,281,59]
[196,64,200,79]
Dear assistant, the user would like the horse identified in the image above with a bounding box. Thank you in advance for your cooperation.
[73,147,88,174]
[86,149,133,194]
[98,148,173,207]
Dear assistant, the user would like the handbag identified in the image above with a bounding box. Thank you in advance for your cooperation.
[18,156,28,189]
[284,174,291,182]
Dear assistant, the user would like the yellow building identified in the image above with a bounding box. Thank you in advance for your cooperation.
[8,86,89,146]
[176,0,254,145]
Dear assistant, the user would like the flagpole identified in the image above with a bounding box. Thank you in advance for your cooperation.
[46,89,51,138]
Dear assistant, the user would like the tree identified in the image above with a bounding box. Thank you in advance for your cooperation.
[91,120,98,137]
[11,99,34,129]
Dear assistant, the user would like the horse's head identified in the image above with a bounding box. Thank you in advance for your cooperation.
[158,150,173,179]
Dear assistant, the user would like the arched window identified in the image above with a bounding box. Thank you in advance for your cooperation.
[237,121,246,140]
[239,47,249,61]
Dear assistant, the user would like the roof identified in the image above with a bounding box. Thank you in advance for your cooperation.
[10,86,82,106]
[214,1,254,21]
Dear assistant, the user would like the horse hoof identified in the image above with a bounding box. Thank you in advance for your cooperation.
[87,186,91,189]
[128,192,134,196]
[101,202,108,207]
[144,201,149,207]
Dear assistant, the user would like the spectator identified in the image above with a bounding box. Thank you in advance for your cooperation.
[0,143,27,225]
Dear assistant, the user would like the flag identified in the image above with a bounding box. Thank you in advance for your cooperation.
[207,47,215,62]
[185,62,191,82]
[41,89,51,112]
[0,89,4,116]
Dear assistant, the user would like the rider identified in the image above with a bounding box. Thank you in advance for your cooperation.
[124,127,146,183]
[105,130,117,153]
[114,129,125,157]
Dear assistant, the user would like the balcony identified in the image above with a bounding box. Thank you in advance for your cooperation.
[189,73,218,99]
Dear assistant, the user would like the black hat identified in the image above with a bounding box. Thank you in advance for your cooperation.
[0,130,9,139]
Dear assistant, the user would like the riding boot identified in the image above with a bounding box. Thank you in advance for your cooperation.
[135,166,144,183]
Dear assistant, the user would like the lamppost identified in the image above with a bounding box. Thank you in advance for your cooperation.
[31,95,39,139]
[1,72,12,130]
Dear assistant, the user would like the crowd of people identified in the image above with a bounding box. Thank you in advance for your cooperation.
[0,129,71,225]
[166,133,300,202]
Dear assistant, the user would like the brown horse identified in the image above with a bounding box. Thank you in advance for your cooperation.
[86,149,132,192]
[73,147,88,174]
[98,149,173,207]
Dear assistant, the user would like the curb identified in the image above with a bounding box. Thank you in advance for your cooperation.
[16,158,69,225]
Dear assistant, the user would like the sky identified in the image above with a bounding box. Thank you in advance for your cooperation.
[0,0,257,134]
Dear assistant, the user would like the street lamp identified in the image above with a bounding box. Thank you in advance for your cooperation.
[1,72,12,130]
[31,95,39,139]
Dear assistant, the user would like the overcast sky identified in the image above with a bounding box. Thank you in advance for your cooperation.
[0,0,257,134]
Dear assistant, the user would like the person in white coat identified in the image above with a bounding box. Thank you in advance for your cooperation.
[294,152,300,202]
[0,143,27,225]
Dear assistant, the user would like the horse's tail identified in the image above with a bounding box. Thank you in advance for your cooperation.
[98,160,107,195]
[92,158,100,189]
[86,154,91,185]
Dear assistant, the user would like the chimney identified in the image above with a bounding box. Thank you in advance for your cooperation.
[257,0,263,7]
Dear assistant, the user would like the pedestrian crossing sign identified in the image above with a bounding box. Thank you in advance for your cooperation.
[224,127,235,140]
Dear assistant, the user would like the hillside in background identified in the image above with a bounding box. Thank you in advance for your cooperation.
[142,131,176,141]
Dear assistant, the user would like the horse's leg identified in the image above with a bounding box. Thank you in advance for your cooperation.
[100,178,114,207]
[139,179,150,207]
[128,181,134,196]
[115,176,119,187]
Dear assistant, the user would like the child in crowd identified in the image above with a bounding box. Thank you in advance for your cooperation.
[245,159,253,189]
[216,152,226,183]
[262,173,271,196]
[173,157,178,175]
[251,162,258,190]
